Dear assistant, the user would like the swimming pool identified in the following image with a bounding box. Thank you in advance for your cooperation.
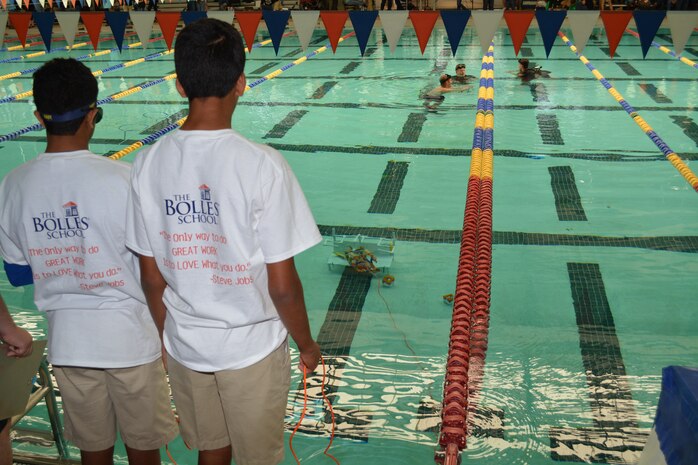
[1,16,697,465]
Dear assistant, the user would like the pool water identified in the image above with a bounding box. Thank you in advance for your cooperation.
[1,18,697,465]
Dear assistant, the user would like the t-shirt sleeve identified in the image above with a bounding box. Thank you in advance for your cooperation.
[256,156,322,264]
[0,181,28,265]
[124,166,154,257]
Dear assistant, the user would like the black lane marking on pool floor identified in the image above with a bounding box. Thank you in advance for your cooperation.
[537,114,564,145]
[263,110,308,139]
[340,61,362,74]
[670,115,698,147]
[638,83,672,104]
[310,81,338,99]
[530,82,549,102]
[142,109,188,134]
[249,61,280,75]
[292,266,373,441]
[368,161,410,214]
[398,113,427,143]
[549,263,647,463]
[616,61,641,76]
[316,225,698,253]
[549,166,588,221]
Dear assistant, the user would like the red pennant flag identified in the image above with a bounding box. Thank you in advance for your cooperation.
[320,11,348,53]
[600,11,632,58]
[80,12,105,51]
[23,0,29,8]
[156,12,180,51]
[410,11,439,55]
[504,11,534,57]
[8,13,31,48]
[236,11,262,53]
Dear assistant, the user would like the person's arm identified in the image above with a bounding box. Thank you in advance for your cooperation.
[266,257,321,373]
[0,296,32,358]
[138,255,168,363]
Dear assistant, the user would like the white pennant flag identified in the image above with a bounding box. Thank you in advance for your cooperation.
[379,10,408,54]
[61,0,69,7]
[291,11,319,52]
[85,0,92,7]
[38,0,46,8]
[130,11,156,49]
[0,12,7,49]
[471,10,503,56]
[207,11,235,25]
[55,12,80,48]
[566,10,599,55]
[667,11,698,56]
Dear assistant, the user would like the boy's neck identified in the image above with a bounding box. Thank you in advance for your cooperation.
[181,96,236,131]
[44,135,90,154]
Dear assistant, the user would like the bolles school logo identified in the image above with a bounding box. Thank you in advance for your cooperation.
[164,185,220,225]
[32,202,90,240]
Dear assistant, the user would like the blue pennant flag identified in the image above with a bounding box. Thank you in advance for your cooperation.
[105,12,129,52]
[33,12,56,52]
[262,10,290,56]
[349,11,378,56]
[535,10,567,57]
[633,10,665,58]
[182,11,207,26]
[440,10,471,56]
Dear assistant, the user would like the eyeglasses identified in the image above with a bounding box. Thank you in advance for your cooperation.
[94,107,103,124]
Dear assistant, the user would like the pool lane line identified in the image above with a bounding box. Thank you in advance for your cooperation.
[436,43,495,465]
[0,36,283,143]
[625,29,698,71]
[559,32,698,193]
[108,32,356,161]
[0,35,164,82]
[0,31,141,64]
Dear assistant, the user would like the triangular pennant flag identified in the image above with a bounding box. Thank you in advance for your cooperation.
[0,12,7,48]
[47,0,53,7]
[666,11,698,56]
[378,11,408,54]
[236,11,262,53]
[8,13,31,48]
[105,11,128,51]
[80,12,104,50]
[600,11,632,58]
[535,10,566,57]
[0,0,5,10]
[320,11,348,53]
[409,11,438,55]
[85,0,92,8]
[56,12,80,48]
[36,0,44,8]
[262,10,290,55]
[130,11,156,49]
[504,10,534,56]
[633,10,665,58]
[33,12,55,51]
[181,10,206,26]
[155,12,179,50]
[291,10,319,52]
[471,10,502,55]
[566,10,598,55]
[62,0,68,7]
[348,10,377,56]
[440,10,470,56]
[206,10,235,25]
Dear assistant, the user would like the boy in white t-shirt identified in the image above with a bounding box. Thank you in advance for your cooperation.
[125,18,322,465]
[0,58,178,465]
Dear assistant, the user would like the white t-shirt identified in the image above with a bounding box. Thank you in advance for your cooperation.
[125,129,322,372]
[0,150,161,368]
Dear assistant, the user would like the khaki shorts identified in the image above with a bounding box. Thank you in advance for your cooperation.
[53,359,178,451]
[167,341,291,465]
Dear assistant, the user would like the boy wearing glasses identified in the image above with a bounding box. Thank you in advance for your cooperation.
[0,58,177,465]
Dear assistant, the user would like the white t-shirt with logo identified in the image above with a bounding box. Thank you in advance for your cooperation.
[0,151,161,368]
[125,129,322,372]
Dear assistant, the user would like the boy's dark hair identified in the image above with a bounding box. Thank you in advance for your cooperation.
[33,58,98,136]
[518,58,530,69]
[174,19,246,100]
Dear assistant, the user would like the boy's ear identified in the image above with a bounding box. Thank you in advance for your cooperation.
[34,110,46,127]
[175,78,188,98]
[234,73,246,97]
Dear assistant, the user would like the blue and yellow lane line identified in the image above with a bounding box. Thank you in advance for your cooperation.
[558,32,698,192]
[625,28,698,71]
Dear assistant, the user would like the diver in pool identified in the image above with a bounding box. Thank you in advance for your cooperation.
[516,58,551,82]
[422,74,468,111]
